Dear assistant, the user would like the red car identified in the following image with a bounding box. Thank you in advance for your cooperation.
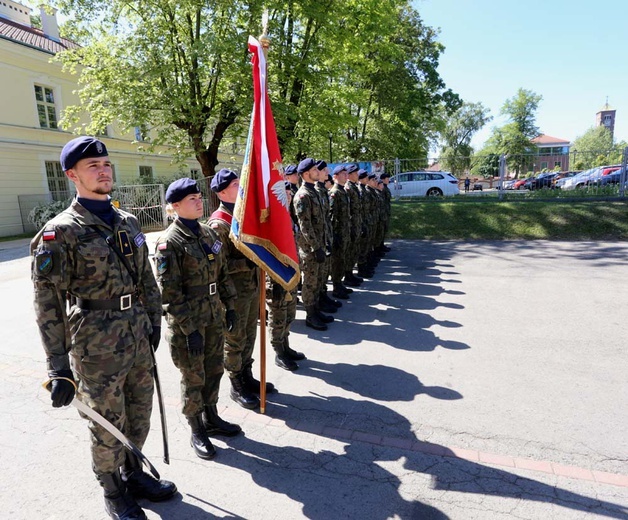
[513,178,529,190]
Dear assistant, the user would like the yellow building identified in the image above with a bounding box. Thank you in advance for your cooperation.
[0,1,240,236]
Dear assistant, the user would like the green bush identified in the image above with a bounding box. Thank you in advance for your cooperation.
[28,199,72,230]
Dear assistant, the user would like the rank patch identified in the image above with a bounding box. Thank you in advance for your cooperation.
[36,251,53,275]
[117,230,133,257]
[133,232,146,248]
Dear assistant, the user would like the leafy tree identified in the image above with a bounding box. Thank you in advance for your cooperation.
[570,126,623,168]
[439,102,491,176]
[54,0,458,175]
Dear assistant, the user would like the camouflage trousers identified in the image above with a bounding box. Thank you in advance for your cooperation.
[225,269,259,375]
[71,336,154,475]
[266,281,298,348]
[299,250,321,307]
[167,302,225,417]
[317,254,331,293]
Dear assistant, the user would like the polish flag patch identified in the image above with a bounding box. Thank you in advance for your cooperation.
[158,243,168,251]
[43,230,56,241]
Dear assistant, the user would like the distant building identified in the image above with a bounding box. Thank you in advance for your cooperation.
[531,134,571,172]
[596,102,616,139]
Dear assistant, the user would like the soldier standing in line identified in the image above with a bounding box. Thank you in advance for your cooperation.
[207,169,275,410]
[379,173,393,253]
[343,164,364,288]
[329,165,352,299]
[366,173,383,270]
[266,181,305,371]
[314,160,341,314]
[293,158,330,331]
[31,136,176,520]
[153,178,240,462]
[356,169,375,278]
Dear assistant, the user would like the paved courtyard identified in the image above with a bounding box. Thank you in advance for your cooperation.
[0,236,626,519]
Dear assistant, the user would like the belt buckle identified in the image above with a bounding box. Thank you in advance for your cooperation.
[120,294,132,311]
[209,283,217,296]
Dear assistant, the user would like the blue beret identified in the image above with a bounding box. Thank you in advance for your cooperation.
[346,164,359,174]
[380,172,390,179]
[60,136,108,171]
[210,168,239,193]
[165,177,201,203]
[368,173,376,180]
[316,160,327,170]
[297,158,316,174]
[357,169,368,179]
[284,165,297,176]
[326,174,333,183]
[332,164,347,176]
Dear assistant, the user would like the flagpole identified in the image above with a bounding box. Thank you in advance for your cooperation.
[258,10,270,414]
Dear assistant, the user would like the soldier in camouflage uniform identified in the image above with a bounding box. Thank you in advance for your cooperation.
[378,173,393,253]
[366,173,382,271]
[31,137,176,520]
[314,160,341,315]
[293,158,329,331]
[356,170,375,278]
[265,181,305,371]
[207,169,275,411]
[343,164,364,287]
[154,178,240,461]
[329,165,352,299]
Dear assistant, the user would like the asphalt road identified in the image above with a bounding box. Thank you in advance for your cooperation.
[0,236,626,519]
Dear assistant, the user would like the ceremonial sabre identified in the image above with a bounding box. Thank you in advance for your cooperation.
[149,347,170,464]
[43,378,160,479]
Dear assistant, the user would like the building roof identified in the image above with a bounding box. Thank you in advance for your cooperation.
[598,102,615,112]
[531,134,570,146]
[0,17,78,54]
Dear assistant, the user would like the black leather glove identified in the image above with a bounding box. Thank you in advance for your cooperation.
[48,369,76,408]
[225,309,238,333]
[186,330,204,357]
[149,325,161,352]
[314,248,326,263]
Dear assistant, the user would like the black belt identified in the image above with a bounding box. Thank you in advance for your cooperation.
[185,284,217,297]
[75,293,137,311]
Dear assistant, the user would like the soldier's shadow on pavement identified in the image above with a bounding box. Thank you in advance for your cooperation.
[214,393,626,520]
[142,491,243,519]
[294,360,463,402]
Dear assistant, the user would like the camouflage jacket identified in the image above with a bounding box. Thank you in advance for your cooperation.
[206,203,257,276]
[293,182,326,254]
[329,182,351,248]
[383,184,392,217]
[344,180,362,238]
[154,219,236,336]
[358,183,372,231]
[315,182,332,248]
[31,199,161,373]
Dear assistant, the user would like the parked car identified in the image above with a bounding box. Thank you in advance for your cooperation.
[530,172,559,189]
[592,166,627,187]
[502,179,517,190]
[390,171,460,198]
[561,168,600,190]
[512,178,529,190]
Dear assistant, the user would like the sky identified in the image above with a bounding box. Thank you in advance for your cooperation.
[415,0,628,152]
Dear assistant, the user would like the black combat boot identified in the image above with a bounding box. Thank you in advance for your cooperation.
[243,363,276,394]
[318,293,338,312]
[121,452,177,502]
[97,471,146,520]
[357,263,372,278]
[230,373,259,409]
[273,341,298,371]
[343,271,362,287]
[187,415,216,460]
[324,288,345,305]
[315,303,334,323]
[332,283,350,300]
[305,305,328,331]
[284,337,305,360]
[202,405,242,437]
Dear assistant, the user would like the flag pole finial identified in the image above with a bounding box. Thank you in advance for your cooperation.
[259,10,270,57]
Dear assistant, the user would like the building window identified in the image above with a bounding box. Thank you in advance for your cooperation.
[541,161,548,170]
[603,115,612,127]
[139,165,153,181]
[34,85,58,129]
[554,161,561,169]
[45,161,69,200]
